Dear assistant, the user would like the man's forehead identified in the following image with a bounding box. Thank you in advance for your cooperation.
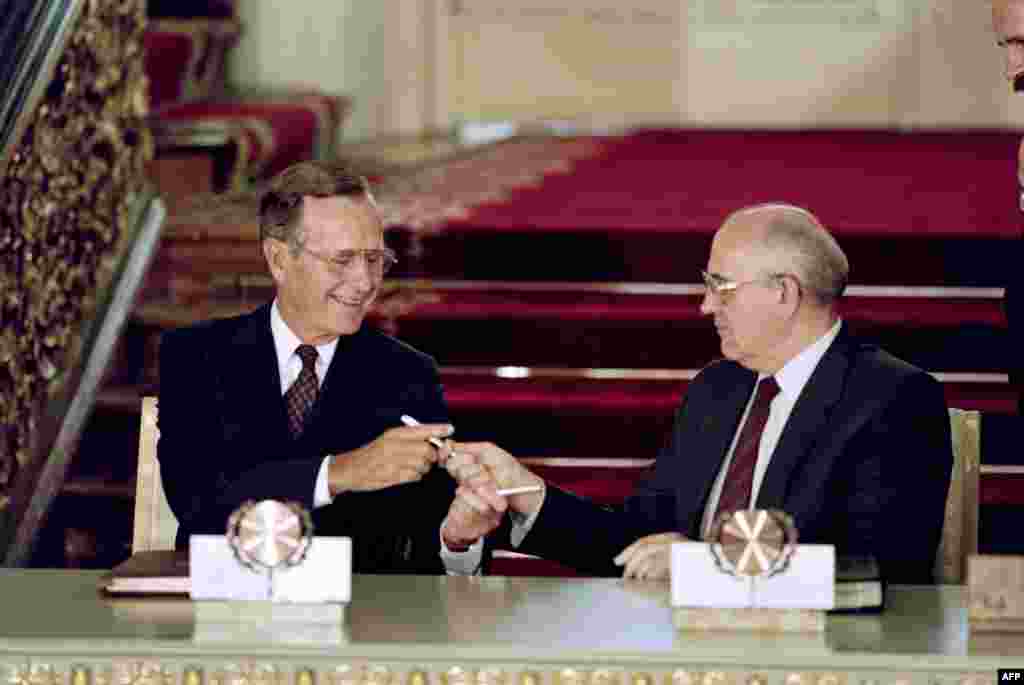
[709,220,775,274]
[300,195,383,241]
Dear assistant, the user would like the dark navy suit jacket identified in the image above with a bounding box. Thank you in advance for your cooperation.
[157,303,455,573]
[519,326,953,584]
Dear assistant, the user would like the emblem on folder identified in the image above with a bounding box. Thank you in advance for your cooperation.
[707,509,798,578]
[226,499,314,572]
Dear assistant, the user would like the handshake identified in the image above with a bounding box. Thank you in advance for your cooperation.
[435,440,545,551]
[326,419,677,578]
[436,438,683,579]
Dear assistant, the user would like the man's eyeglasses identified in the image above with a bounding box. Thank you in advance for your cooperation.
[297,244,397,278]
[701,270,783,299]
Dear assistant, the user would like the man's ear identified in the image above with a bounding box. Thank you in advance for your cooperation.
[779,274,802,309]
[263,239,287,284]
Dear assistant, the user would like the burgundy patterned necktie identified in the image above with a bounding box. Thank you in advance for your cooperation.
[712,376,781,522]
[285,344,319,439]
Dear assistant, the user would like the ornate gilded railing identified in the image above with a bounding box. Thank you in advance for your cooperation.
[0,0,165,566]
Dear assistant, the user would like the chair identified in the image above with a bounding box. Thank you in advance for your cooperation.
[132,397,178,552]
[935,408,981,584]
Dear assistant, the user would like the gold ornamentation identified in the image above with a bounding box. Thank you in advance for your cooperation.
[591,672,619,685]
[325,666,358,685]
[70,667,90,685]
[700,673,729,685]
[475,670,505,685]
[183,668,203,685]
[746,676,767,685]
[363,667,392,685]
[111,662,173,685]
[7,665,62,685]
[630,675,654,685]
[296,671,315,685]
[406,672,429,685]
[442,669,472,685]
[0,0,152,499]
[815,675,842,685]
[211,664,282,685]
[669,672,696,685]
[557,671,586,685]
[519,673,542,685]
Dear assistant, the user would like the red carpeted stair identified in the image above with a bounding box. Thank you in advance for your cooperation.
[404,130,1020,287]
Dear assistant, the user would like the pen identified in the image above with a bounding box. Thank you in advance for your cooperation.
[494,485,543,496]
[399,416,542,497]
[399,414,449,454]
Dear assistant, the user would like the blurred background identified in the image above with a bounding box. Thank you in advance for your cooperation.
[4,0,1021,572]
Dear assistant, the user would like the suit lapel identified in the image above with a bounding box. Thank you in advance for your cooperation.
[676,367,757,534]
[218,304,291,447]
[755,326,851,508]
[299,326,368,450]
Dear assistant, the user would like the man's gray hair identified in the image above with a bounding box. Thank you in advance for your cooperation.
[754,205,850,304]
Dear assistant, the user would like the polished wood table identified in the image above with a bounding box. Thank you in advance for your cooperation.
[0,571,1014,685]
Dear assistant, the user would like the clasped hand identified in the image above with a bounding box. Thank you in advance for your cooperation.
[441,442,686,578]
[439,441,544,548]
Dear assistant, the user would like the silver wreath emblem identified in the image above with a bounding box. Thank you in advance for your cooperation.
[226,499,314,572]
[707,509,798,578]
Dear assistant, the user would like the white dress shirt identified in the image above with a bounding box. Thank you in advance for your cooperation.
[509,319,843,548]
[270,301,481,574]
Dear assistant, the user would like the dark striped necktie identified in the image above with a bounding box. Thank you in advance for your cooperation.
[712,376,780,521]
[285,344,319,439]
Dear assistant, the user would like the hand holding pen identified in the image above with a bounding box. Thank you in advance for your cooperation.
[400,415,541,497]
[325,420,454,495]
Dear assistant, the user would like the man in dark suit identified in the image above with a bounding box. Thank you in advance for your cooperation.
[158,161,494,573]
[993,0,1024,414]
[447,203,953,584]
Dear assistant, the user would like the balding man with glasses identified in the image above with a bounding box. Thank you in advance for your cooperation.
[158,161,490,574]
[445,203,953,584]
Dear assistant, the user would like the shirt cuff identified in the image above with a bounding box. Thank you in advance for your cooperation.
[509,481,547,548]
[439,521,485,575]
[313,455,333,509]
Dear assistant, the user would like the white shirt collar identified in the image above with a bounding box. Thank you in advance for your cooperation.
[270,299,339,383]
[765,318,842,400]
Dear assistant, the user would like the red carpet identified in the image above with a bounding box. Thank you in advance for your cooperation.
[450,130,1022,238]
[396,130,1022,286]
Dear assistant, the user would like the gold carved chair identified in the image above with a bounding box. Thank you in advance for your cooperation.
[935,408,981,584]
[132,397,178,552]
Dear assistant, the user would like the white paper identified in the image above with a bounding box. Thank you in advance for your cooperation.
[671,541,834,610]
[190,535,351,603]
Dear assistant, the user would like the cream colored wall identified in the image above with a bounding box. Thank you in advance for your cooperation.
[423,0,1024,132]
[231,1,1024,138]
[684,2,918,127]
[229,0,389,141]
[439,2,684,127]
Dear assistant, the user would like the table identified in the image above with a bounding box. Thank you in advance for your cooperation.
[0,571,1016,685]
